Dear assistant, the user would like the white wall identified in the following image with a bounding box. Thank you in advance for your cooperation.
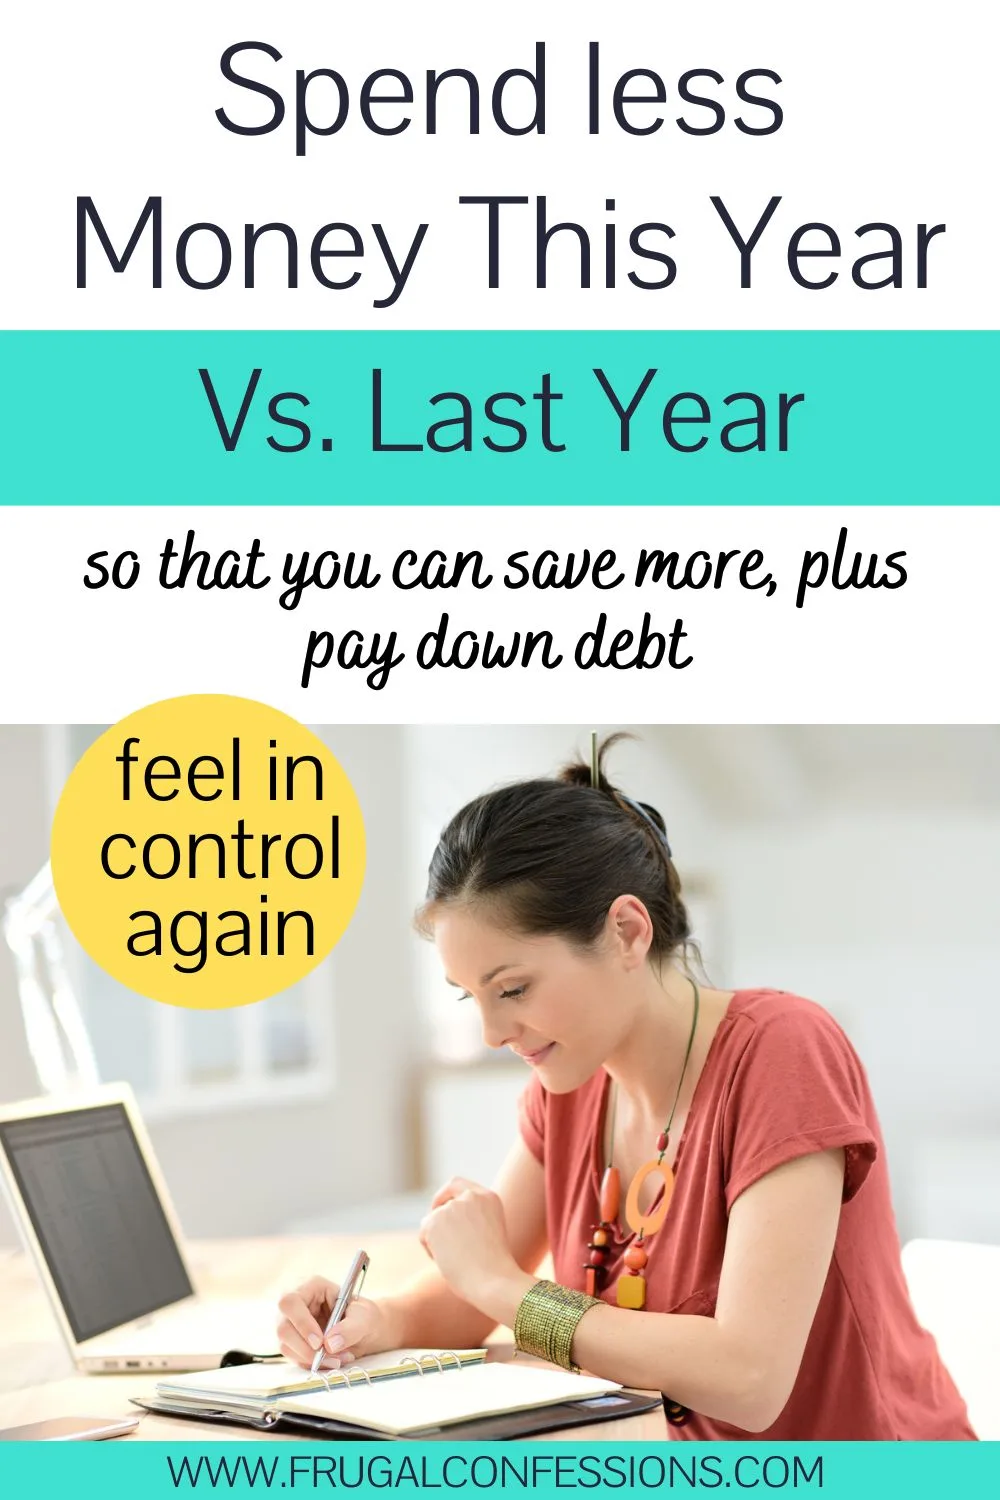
[714,809,1000,1243]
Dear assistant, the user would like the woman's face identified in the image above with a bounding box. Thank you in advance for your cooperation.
[431,903,635,1093]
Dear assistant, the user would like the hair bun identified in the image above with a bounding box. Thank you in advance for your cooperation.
[558,760,597,791]
[559,733,671,857]
[558,730,631,795]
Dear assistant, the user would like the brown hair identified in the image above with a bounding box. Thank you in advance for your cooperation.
[417,733,691,963]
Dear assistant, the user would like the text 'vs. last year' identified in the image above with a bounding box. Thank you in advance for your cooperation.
[198,368,805,456]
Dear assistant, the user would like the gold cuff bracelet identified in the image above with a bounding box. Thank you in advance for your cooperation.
[513,1279,602,1373]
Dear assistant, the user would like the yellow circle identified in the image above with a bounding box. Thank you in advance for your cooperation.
[50,695,365,1009]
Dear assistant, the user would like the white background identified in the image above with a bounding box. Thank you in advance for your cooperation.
[0,6,996,714]
[1,3,995,722]
[0,505,993,722]
[1,0,998,329]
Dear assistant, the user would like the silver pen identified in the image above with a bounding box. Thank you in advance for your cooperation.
[309,1249,370,1376]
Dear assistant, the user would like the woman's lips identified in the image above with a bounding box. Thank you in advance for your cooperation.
[515,1042,556,1065]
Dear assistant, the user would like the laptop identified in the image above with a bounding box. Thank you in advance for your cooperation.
[0,1083,281,1373]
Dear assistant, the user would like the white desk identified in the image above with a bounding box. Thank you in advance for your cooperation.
[0,1235,667,1442]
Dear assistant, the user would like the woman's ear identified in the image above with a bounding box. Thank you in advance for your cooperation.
[606,894,654,969]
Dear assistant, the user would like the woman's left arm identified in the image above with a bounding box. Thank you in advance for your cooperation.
[429,1148,845,1432]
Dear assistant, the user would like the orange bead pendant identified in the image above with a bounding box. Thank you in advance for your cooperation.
[599,1166,621,1223]
[624,1242,648,1271]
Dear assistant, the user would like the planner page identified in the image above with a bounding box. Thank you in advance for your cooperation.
[281,1363,623,1435]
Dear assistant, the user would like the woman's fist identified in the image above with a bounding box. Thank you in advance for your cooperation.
[419,1177,521,1306]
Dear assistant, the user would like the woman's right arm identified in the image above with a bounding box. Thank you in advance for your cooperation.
[277,1136,548,1365]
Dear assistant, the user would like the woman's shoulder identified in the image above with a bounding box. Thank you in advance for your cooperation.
[726,986,850,1036]
[718,987,861,1069]
[713,990,880,1207]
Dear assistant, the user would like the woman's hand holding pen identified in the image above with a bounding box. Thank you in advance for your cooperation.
[419,1177,535,1324]
[276,1277,386,1369]
[277,1178,535,1367]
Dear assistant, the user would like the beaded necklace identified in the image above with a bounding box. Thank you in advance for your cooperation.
[585,976,700,1309]
[585,976,700,1430]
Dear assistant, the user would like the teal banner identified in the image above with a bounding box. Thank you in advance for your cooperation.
[1,332,996,505]
[0,1439,994,1495]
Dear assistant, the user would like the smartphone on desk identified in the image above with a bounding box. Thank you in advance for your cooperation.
[0,1415,141,1441]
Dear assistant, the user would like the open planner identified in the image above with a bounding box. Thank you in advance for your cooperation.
[131,1347,662,1440]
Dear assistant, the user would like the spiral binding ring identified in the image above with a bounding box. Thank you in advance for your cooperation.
[316,1352,464,1391]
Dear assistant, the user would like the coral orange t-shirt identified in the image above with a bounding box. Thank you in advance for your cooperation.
[517,988,976,1441]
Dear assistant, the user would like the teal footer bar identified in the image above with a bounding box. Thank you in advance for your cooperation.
[0,1440,994,1497]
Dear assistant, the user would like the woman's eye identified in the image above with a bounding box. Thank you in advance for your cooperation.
[451,984,527,1002]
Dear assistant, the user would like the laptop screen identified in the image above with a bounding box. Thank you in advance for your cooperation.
[0,1102,194,1343]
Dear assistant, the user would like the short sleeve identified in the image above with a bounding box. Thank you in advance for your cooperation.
[517,1073,546,1165]
[721,1005,878,1213]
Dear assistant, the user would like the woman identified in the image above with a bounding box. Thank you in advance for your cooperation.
[276,737,976,1440]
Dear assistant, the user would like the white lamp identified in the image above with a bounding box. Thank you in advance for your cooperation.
[2,861,99,1093]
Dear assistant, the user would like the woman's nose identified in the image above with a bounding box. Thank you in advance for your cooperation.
[480,1005,515,1051]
